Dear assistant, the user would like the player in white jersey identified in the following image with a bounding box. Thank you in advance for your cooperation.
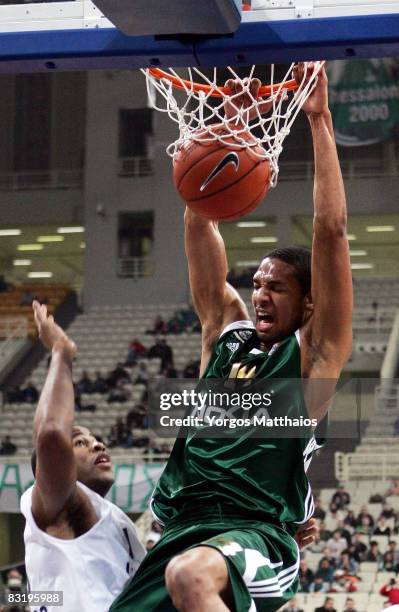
[20,301,145,612]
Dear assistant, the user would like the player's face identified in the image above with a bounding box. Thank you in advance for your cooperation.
[252,257,311,349]
[72,426,114,496]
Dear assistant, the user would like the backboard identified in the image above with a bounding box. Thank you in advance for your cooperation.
[0,0,398,72]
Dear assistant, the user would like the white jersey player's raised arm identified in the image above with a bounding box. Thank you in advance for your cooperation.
[20,301,145,612]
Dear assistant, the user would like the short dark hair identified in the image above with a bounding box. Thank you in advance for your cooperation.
[264,246,311,296]
[31,449,37,477]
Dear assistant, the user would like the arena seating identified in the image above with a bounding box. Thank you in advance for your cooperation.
[0,283,71,336]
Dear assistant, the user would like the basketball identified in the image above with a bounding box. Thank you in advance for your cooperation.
[173,125,270,221]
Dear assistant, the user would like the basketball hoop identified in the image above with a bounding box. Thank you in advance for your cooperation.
[143,62,324,188]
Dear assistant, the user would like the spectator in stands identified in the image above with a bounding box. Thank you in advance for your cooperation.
[343,597,358,612]
[0,436,17,455]
[355,515,373,536]
[309,532,327,553]
[108,380,131,404]
[315,558,334,584]
[6,385,24,404]
[319,521,332,542]
[0,274,9,292]
[161,363,178,379]
[331,485,351,510]
[76,371,93,395]
[22,381,39,404]
[182,359,200,379]
[386,480,399,497]
[384,541,399,569]
[365,540,383,565]
[92,370,109,394]
[329,501,345,523]
[309,576,327,593]
[166,308,200,334]
[298,559,314,592]
[20,290,34,306]
[374,517,391,537]
[336,520,352,547]
[380,578,399,606]
[126,403,147,429]
[356,504,374,528]
[126,338,147,365]
[350,533,367,562]
[108,417,129,447]
[282,597,304,612]
[148,338,174,371]
[314,596,337,612]
[107,363,131,388]
[145,316,167,335]
[329,569,358,594]
[336,552,358,575]
[382,551,398,573]
[380,502,397,522]
[343,510,357,530]
[3,568,26,600]
[134,362,149,386]
[393,417,399,436]
[327,530,348,559]
[313,498,326,521]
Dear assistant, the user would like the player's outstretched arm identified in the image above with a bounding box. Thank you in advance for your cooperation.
[185,208,250,373]
[31,301,78,526]
[296,64,353,400]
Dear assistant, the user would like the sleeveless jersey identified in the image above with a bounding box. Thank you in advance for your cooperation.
[152,320,324,527]
[20,481,145,612]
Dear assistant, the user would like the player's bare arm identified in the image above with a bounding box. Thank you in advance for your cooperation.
[31,301,93,529]
[296,64,353,417]
[185,208,250,374]
[185,78,275,373]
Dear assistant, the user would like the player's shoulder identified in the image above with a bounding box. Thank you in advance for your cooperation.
[20,484,34,515]
[219,320,256,342]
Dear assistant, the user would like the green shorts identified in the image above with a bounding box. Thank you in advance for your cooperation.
[109,506,300,612]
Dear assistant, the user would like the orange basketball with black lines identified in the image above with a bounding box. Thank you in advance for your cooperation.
[173,125,270,221]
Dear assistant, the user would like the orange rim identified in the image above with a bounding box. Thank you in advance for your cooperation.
[242,3,251,10]
[148,67,299,99]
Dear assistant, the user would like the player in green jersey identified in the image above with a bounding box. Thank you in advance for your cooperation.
[110,63,352,612]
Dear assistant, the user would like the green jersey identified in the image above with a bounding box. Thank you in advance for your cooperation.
[151,320,323,527]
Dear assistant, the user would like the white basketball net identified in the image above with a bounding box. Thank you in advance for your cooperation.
[143,62,323,188]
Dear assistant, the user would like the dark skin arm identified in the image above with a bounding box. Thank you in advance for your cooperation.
[295,64,353,420]
[185,209,250,375]
[31,301,82,527]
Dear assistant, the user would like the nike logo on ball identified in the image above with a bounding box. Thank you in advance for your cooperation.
[200,151,240,192]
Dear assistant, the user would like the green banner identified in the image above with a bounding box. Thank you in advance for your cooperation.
[328,59,399,146]
[0,462,165,513]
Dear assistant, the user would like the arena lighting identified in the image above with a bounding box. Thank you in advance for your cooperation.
[17,244,44,251]
[80,242,86,249]
[350,250,367,256]
[236,221,266,228]
[37,235,65,243]
[351,263,374,270]
[0,229,21,236]
[57,226,85,233]
[347,235,357,241]
[366,226,395,232]
[236,260,259,267]
[13,259,31,266]
[28,271,53,278]
[250,236,278,243]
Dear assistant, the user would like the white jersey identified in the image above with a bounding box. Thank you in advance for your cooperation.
[20,481,145,612]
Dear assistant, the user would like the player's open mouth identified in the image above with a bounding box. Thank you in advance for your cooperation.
[256,312,274,332]
[95,453,111,467]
